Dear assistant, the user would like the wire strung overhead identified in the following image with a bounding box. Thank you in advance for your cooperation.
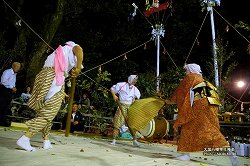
[213,8,250,44]
[184,11,209,64]
[3,0,249,104]
[2,0,54,51]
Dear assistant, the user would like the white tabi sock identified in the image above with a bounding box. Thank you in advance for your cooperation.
[175,154,190,161]
[16,135,36,152]
[110,139,116,145]
[43,140,53,150]
[133,140,140,147]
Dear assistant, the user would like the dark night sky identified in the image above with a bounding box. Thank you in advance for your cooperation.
[1,0,249,102]
[184,0,250,102]
[220,0,249,101]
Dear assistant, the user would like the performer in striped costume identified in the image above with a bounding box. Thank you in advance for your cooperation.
[17,41,84,152]
[110,75,141,146]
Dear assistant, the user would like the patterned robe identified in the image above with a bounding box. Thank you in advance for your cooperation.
[26,68,65,137]
[171,73,228,152]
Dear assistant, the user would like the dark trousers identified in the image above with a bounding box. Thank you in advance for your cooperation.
[62,121,84,133]
[0,85,13,126]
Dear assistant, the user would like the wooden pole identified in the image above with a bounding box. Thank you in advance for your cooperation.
[65,77,76,137]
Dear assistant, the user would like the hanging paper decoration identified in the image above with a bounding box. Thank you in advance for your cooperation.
[163,48,167,54]
[144,0,171,17]
[196,39,200,46]
[225,25,229,32]
[144,43,147,50]
[123,54,127,60]
[98,66,102,73]
[15,19,21,26]
[200,0,220,12]
[128,3,138,21]
[132,3,138,17]
[240,102,244,111]
[247,44,250,54]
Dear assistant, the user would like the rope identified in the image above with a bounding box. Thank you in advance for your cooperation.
[229,83,250,112]
[0,55,12,72]
[134,5,154,27]
[184,11,209,64]
[2,0,55,51]
[5,0,248,111]
[211,8,250,111]
[80,39,152,75]
[160,41,179,71]
[213,8,250,44]
[4,0,153,93]
[161,10,172,28]
[82,73,109,91]
[226,92,250,104]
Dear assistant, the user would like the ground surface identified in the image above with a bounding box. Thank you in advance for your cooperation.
[0,124,249,166]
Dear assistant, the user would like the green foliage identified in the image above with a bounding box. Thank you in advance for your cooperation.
[137,68,184,116]
[159,69,185,98]
[137,68,184,98]
[91,110,110,132]
[206,35,238,113]
[234,21,250,32]
[76,69,116,132]
[137,72,156,98]
[159,69,184,115]
[77,69,115,117]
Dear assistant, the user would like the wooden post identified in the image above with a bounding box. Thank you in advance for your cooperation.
[65,77,76,137]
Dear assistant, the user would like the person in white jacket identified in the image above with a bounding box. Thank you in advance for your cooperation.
[110,75,141,146]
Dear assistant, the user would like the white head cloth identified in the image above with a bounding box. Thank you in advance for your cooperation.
[128,75,138,84]
[184,63,202,76]
[65,41,77,47]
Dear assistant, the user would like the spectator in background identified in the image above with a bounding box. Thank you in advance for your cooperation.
[0,62,21,126]
[79,93,91,114]
[20,86,32,103]
[62,102,85,133]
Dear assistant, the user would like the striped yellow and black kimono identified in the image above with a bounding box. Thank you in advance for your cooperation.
[26,67,66,138]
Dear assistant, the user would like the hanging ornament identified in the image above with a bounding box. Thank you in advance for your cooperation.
[144,43,147,50]
[163,48,167,55]
[241,102,244,112]
[247,44,250,54]
[131,3,138,17]
[123,54,127,60]
[152,0,159,8]
[15,19,21,26]
[196,39,200,46]
[98,66,102,73]
[128,3,138,21]
[225,25,229,32]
